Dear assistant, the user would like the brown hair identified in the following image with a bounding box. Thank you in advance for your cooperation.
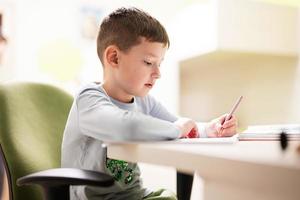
[97,7,170,64]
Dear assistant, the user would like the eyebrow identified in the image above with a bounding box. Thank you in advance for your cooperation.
[144,53,164,61]
[145,53,159,58]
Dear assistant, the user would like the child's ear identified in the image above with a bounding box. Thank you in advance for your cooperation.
[105,45,119,67]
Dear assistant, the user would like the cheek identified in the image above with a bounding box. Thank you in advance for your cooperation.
[128,73,146,85]
[118,60,150,86]
[130,71,149,89]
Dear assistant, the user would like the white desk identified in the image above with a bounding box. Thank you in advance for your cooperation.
[107,140,300,200]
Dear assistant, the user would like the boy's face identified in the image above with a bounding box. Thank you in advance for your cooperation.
[113,37,167,100]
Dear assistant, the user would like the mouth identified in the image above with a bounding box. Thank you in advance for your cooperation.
[145,83,153,88]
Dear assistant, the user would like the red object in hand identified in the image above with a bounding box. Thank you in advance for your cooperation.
[187,128,197,138]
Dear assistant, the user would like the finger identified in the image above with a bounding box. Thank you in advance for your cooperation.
[216,124,223,137]
[222,120,237,129]
[219,115,237,137]
[222,122,237,134]
[215,123,222,132]
[223,124,237,131]
[221,127,237,137]
[224,116,236,123]
[219,114,233,129]
[219,114,227,124]
[218,128,223,137]
[222,116,237,128]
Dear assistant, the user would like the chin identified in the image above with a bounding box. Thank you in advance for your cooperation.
[131,87,151,97]
[135,90,149,97]
[136,93,148,98]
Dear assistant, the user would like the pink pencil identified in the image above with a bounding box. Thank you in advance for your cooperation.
[219,95,243,136]
[223,95,243,123]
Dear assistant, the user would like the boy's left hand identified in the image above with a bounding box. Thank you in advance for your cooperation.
[206,114,238,137]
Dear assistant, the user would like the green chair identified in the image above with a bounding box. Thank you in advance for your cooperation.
[0,82,114,200]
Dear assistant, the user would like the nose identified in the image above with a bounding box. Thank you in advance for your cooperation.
[151,66,161,79]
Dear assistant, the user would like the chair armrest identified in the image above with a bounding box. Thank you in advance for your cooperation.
[17,168,114,187]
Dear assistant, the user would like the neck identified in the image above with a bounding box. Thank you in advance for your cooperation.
[102,80,134,103]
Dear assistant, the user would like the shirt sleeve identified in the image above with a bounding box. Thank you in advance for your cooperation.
[146,95,209,138]
[76,89,181,142]
[146,95,178,122]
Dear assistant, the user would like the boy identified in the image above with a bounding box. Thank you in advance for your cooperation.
[61,7,237,200]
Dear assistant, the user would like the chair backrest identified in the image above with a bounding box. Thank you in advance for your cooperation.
[0,82,73,200]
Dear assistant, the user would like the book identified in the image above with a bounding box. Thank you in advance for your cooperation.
[238,124,300,141]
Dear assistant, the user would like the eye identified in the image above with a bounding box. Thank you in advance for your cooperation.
[144,60,153,66]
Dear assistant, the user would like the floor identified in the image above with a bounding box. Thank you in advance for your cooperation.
[140,163,203,200]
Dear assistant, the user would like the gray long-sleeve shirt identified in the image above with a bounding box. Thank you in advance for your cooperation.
[61,82,182,200]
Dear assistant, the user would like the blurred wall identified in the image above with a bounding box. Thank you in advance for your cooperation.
[180,52,299,130]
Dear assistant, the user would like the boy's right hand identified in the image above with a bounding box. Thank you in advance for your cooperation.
[174,118,199,138]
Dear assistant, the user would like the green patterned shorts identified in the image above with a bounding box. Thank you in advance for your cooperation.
[143,189,177,200]
[106,158,177,200]
[106,158,134,184]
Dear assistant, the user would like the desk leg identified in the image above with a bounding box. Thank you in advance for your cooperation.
[177,172,193,200]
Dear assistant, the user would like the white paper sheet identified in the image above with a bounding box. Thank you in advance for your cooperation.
[169,134,239,144]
